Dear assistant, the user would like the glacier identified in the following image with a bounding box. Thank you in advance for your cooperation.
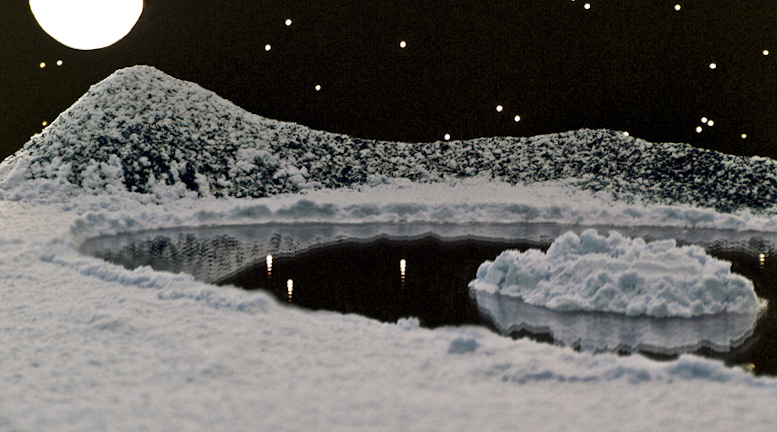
[1,65,777,431]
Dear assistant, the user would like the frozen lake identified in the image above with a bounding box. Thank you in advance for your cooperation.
[81,222,777,375]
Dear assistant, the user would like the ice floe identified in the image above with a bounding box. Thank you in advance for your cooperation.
[470,230,766,318]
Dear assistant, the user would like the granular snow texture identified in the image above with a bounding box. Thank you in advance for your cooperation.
[470,230,765,318]
[2,66,777,213]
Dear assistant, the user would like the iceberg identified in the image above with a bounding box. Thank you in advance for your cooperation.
[469,230,766,318]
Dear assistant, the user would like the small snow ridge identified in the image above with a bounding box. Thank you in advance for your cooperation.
[485,349,775,388]
[41,253,272,314]
[396,317,421,331]
[469,229,766,318]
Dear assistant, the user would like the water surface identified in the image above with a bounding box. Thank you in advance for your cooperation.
[82,223,777,375]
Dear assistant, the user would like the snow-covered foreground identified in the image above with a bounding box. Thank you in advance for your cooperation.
[2,184,776,431]
[2,66,777,430]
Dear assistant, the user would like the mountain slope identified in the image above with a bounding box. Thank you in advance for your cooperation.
[2,65,777,213]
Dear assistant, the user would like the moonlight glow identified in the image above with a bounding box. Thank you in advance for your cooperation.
[29,0,144,50]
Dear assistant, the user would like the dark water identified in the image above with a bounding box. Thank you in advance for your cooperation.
[702,248,777,374]
[217,236,519,328]
[88,232,777,376]
[214,236,776,375]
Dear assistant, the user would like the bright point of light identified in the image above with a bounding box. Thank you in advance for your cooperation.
[742,133,748,139]
[709,63,717,69]
[29,0,144,50]
[759,253,766,264]
[764,50,770,56]
[674,4,681,11]
[56,60,63,66]
[400,259,406,276]
[399,41,407,48]
[514,115,521,122]
[496,105,503,112]
[707,120,714,126]
[584,3,591,9]
[287,279,293,301]
[696,126,703,133]
[315,84,322,91]
[623,131,629,136]
[266,254,273,269]
[42,121,48,126]
[265,44,271,51]
[285,19,292,26]
[444,133,451,141]
[701,117,708,123]
[39,62,46,68]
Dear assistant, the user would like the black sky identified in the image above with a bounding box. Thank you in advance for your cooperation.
[2,0,776,162]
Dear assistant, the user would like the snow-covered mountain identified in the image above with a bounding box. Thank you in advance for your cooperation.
[2,65,777,213]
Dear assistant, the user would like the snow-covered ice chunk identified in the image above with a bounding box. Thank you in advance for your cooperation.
[469,229,766,318]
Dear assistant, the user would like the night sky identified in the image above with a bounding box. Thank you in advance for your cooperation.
[2,0,776,162]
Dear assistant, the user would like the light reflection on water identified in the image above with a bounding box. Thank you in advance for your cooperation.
[81,223,777,376]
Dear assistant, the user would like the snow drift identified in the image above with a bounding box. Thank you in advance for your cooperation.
[469,229,766,318]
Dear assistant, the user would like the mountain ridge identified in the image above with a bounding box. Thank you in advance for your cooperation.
[2,65,777,213]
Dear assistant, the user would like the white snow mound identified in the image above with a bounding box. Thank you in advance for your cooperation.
[469,229,766,318]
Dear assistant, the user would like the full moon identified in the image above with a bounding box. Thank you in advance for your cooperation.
[29,0,143,50]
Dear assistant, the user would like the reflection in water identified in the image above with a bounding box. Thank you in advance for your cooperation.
[267,254,273,278]
[219,237,493,328]
[473,290,759,354]
[287,279,293,302]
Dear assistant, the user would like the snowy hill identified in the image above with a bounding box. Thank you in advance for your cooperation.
[2,65,777,213]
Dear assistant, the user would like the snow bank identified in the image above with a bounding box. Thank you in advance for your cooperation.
[470,229,766,318]
[3,65,777,213]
